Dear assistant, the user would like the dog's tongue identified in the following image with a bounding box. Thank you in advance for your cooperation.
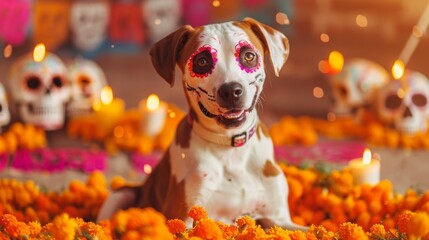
[222,110,244,119]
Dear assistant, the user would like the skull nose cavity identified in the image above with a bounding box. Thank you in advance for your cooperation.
[403,106,413,118]
[217,82,244,108]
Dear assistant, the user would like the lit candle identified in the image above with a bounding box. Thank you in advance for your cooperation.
[348,148,380,185]
[139,94,167,137]
[93,86,125,139]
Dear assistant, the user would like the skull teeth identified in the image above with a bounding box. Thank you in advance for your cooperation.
[28,104,63,115]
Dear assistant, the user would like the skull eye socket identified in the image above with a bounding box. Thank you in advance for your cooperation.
[52,76,64,88]
[78,76,91,86]
[26,76,42,91]
[412,93,427,107]
[336,85,348,98]
[385,93,402,110]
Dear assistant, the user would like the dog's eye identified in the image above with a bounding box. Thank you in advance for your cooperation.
[239,47,258,68]
[192,51,214,75]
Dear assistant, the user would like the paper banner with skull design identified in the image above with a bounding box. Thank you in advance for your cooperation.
[142,0,181,43]
[0,0,32,46]
[109,0,146,44]
[70,0,110,52]
[181,0,211,27]
[33,0,70,51]
[0,83,11,132]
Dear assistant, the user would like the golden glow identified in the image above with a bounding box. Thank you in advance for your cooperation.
[100,86,113,105]
[327,112,336,122]
[318,60,330,74]
[147,94,160,111]
[392,59,405,80]
[33,43,46,62]
[3,44,12,59]
[356,14,368,28]
[143,164,153,174]
[362,148,372,165]
[320,33,330,43]
[328,51,344,73]
[169,110,176,118]
[212,0,220,7]
[275,12,290,25]
[313,86,324,98]
[412,25,423,38]
[397,88,406,99]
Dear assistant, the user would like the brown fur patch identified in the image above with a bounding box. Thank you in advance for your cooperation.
[136,149,188,220]
[175,117,192,148]
[256,122,270,140]
[233,21,265,56]
[263,160,280,177]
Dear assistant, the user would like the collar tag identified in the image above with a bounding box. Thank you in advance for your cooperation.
[231,132,247,147]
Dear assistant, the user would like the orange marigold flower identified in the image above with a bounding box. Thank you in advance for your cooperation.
[236,216,256,229]
[307,225,335,240]
[189,206,208,222]
[0,214,28,238]
[50,213,78,240]
[407,212,429,237]
[289,230,307,240]
[369,224,386,238]
[266,226,292,240]
[338,222,368,240]
[167,219,187,234]
[189,218,223,240]
[397,210,416,233]
[216,222,238,239]
[28,221,42,237]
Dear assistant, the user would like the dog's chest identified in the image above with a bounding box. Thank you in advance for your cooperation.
[170,127,284,223]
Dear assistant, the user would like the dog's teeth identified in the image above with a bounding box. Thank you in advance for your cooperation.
[223,111,244,119]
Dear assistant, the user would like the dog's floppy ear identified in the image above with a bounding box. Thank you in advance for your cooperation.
[149,25,194,87]
[243,17,289,77]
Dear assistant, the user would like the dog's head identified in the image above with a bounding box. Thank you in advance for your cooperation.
[150,18,289,131]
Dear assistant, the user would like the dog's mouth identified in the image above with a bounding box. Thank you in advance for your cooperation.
[198,101,248,128]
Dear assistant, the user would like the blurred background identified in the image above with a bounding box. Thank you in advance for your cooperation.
[1,0,428,125]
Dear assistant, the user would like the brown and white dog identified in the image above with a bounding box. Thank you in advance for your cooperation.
[98,18,306,230]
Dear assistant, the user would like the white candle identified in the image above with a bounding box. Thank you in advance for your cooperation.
[349,148,380,185]
[139,94,167,137]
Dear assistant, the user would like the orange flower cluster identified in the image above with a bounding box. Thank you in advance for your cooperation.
[0,123,46,154]
[0,171,108,225]
[270,113,429,149]
[68,105,185,154]
[281,163,429,234]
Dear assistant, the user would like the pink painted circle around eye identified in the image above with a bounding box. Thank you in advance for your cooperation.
[234,40,261,73]
[188,45,218,78]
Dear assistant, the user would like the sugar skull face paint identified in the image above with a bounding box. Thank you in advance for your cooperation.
[235,40,261,73]
[188,45,218,78]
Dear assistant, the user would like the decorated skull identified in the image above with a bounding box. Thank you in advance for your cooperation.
[376,70,429,134]
[142,0,181,43]
[67,58,108,117]
[70,0,109,52]
[0,83,11,131]
[329,58,389,116]
[9,52,70,130]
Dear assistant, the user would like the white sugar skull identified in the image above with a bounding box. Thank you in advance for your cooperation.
[0,83,11,131]
[67,58,108,117]
[142,0,181,43]
[70,0,109,52]
[9,52,70,130]
[376,70,429,134]
[329,59,389,116]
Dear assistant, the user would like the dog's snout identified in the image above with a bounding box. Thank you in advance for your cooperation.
[217,82,245,109]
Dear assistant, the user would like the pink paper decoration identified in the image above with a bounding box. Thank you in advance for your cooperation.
[0,0,31,45]
[109,1,146,44]
[181,0,210,27]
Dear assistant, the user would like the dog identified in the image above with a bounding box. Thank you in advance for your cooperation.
[98,17,306,231]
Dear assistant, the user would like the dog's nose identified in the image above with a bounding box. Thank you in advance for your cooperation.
[217,82,245,109]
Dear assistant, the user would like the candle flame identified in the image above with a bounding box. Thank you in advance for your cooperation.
[392,59,405,80]
[362,148,372,165]
[328,51,344,74]
[147,94,160,111]
[100,86,113,105]
[33,43,46,62]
